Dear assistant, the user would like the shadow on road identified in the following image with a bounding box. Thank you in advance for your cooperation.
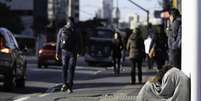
[74,82,129,90]
[0,85,47,94]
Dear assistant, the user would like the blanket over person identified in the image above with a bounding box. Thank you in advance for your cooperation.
[136,67,190,101]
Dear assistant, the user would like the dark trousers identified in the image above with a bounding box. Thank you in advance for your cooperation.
[168,49,181,69]
[146,54,153,69]
[62,50,77,88]
[155,56,166,70]
[130,58,142,83]
[113,57,121,75]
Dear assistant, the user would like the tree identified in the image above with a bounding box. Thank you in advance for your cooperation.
[0,3,24,34]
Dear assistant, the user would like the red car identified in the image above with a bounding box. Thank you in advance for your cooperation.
[38,42,61,68]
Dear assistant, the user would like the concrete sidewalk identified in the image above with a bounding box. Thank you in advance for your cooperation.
[23,56,157,101]
[15,84,144,101]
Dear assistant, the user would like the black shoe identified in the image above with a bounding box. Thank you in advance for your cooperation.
[130,80,136,85]
[67,87,73,93]
[61,84,68,92]
[61,84,73,93]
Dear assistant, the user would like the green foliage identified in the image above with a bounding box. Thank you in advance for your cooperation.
[0,3,24,34]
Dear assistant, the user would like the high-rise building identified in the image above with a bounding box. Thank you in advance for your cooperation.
[102,0,113,23]
[68,0,79,22]
[95,9,103,19]
[112,0,120,28]
[34,0,48,33]
[48,0,68,25]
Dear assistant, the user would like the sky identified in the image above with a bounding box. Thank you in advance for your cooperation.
[80,0,163,22]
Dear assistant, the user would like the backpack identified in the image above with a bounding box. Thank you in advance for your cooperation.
[60,26,74,51]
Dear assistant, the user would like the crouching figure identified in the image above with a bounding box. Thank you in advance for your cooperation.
[136,65,190,101]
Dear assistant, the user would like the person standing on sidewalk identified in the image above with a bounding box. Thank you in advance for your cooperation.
[56,17,81,93]
[167,8,181,69]
[127,27,145,84]
[144,23,155,70]
[149,25,168,70]
[112,32,123,76]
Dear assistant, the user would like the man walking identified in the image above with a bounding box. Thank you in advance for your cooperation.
[56,17,80,93]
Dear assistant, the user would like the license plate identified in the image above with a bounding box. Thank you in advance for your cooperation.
[47,60,56,64]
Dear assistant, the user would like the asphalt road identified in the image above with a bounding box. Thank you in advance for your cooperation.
[0,56,156,101]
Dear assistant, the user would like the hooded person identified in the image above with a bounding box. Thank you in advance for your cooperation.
[136,65,190,101]
[126,27,145,84]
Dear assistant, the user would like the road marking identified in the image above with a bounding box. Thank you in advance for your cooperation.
[38,94,49,97]
[14,96,30,101]
[94,70,102,75]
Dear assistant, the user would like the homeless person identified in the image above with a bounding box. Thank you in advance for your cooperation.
[136,65,190,101]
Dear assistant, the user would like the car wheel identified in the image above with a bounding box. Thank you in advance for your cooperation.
[38,63,42,68]
[16,62,26,88]
[3,68,16,91]
[44,64,48,68]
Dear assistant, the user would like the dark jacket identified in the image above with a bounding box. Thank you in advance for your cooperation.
[112,36,123,58]
[150,32,168,60]
[168,17,181,50]
[56,25,81,55]
[126,32,145,60]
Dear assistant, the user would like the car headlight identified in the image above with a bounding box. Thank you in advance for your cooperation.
[39,49,43,54]
[0,48,11,54]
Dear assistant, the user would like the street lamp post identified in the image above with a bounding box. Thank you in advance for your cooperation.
[127,0,149,24]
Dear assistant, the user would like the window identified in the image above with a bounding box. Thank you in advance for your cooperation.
[7,31,19,49]
[91,29,113,38]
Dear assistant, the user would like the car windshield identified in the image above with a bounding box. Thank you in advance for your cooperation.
[91,29,113,38]
[43,44,55,50]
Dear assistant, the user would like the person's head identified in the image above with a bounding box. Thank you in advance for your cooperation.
[66,17,75,27]
[114,33,118,39]
[148,23,152,28]
[169,8,181,22]
[135,27,140,33]
[153,65,174,83]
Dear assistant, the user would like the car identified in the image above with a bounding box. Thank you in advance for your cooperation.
[38,42,61,68]
[0,28,27,90]
[85,28,114,66]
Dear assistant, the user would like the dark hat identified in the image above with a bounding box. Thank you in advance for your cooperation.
[68,17,75,24]
[169,8,181,17]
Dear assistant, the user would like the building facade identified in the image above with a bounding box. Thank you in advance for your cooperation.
[0,0,34,36]
[67,0,79,22]
[102,0,113,24]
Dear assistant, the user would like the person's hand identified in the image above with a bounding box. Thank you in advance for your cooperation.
[149,76,160,83]
[56,54,59,60]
